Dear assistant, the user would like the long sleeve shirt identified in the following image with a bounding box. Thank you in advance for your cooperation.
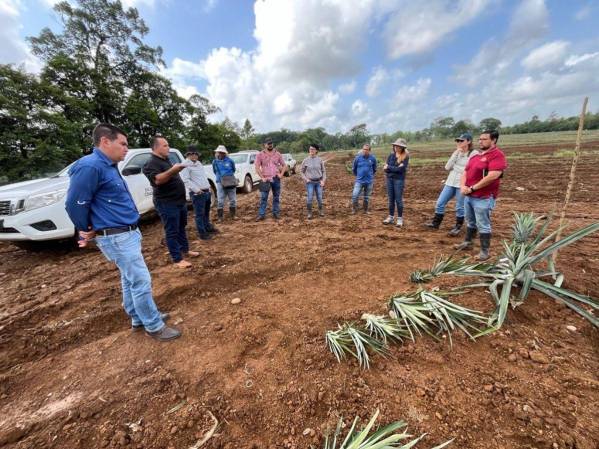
[300,156,326,182]
[444,149,479,187]
[180,159,211,193]
[352,153,377,184]
[65,148,139,231]
[384,152,409,180]
[211,157,236,183]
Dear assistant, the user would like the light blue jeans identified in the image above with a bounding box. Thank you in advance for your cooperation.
[306,182,323,208]
[435,184,465,218]
[216,182,237,209]
[351,181,373,205]
[464,196,496,234]
[95,229,165,332]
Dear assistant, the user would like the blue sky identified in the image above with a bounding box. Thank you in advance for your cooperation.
[2,0,598,133]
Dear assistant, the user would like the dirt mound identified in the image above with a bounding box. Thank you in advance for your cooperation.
[1,144,598,448]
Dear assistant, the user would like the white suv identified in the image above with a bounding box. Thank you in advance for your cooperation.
[0,148,210,247]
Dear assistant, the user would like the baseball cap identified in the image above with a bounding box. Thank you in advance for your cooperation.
[455,132,473,142]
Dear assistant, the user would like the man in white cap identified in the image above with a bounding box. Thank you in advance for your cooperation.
[211,145,237,222]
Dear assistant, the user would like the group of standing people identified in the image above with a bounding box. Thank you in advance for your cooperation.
[65,122,506,342]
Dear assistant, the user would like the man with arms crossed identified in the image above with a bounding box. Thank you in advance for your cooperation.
[455,129,507,261]
[65,124,181,341]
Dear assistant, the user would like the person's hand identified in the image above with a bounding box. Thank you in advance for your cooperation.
[173,163,186,171]
[460,186,471,196]
[78,229,96,248]
[261,176,268,182]
[383,163,389,170]
[320,180,325,187]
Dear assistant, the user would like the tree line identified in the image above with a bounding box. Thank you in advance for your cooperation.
[1,0,598,183]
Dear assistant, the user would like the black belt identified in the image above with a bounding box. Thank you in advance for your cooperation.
[192,189,210,194]
[97,224,138,236]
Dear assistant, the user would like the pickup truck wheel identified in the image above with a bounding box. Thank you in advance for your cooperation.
[242,175,253,193]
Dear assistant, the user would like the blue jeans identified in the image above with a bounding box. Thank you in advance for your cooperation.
[352,181,373,205]
[464,196,496,234]
[191,191,211,235]
[306,182,323,208]
[258,177,281,217]
[216,182,237,209]
[435,185,465,218]
[95,229,164,332]
[386,177,404,217]
[155,201,189,262]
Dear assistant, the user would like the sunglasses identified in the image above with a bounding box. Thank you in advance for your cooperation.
[455,139,465,142]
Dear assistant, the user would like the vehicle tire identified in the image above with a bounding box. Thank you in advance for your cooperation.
[13,238,77,252]
[242,175,253,194]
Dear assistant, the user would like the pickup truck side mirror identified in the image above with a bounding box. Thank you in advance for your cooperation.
[122,166,142,176]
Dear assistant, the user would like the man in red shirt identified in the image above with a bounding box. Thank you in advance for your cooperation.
[254,137,287,221]
[455,130,507,260]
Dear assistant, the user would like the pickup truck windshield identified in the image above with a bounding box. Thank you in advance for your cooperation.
[229,154,248,164]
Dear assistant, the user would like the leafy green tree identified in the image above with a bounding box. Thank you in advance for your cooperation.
[479,117,502,131]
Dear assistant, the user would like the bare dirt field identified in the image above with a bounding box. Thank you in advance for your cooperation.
[1,141,598,449]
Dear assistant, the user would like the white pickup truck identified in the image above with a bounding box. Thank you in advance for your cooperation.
[0,148,215,248]
[204,150,262,193]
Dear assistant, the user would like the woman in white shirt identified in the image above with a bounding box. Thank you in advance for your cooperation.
[425,132,478,236]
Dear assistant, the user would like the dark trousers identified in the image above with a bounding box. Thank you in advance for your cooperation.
[155,201,189,262]
[191,191,212,235]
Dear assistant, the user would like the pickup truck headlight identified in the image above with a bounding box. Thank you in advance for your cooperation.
[23,189,67,212]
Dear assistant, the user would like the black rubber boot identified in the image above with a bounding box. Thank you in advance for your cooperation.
[478,233,491,261]
[307,204,313,219]
[363,201,370,214]
[454,227,477,250]
[352,201,359,214]
[425,213,444,229]
[217,208,224,223]
[318,205,324,217]
[448,216,464,236]
[229,206,237,220]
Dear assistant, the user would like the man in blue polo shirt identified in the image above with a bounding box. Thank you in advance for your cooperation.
[351,143,377,214]
[65,123,181,342]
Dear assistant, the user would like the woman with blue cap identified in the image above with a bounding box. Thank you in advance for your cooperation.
[425,132,479,235]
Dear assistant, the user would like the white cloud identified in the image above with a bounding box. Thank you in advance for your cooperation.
[522,40,570,71]
[195,0,378,131]
[0,0,41,72]
[454,0,549,87]
[382,0,492,59]
[338,81,357,95]
[395,78,431,103]
[203,0,218,12]
[351,99,368,116]
[365,66,389,97]
[565,52,599,67]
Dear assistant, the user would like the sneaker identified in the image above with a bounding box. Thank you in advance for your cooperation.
[255,215,265,222]
[146,326,182,341]
[174,260,192,268]
[132,313,170,331]
[396,217,404,227]
[382,216,394,225]
[199,233,213,240]
[273,214,280,220]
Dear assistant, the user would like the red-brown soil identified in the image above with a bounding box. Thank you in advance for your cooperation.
[1,142,598,449]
